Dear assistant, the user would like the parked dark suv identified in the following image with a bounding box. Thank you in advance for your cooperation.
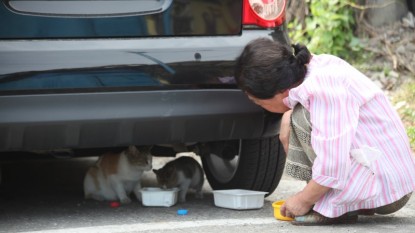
[0,0,290,194]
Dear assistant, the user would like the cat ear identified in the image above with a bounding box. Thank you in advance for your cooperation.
[128,145,139,153]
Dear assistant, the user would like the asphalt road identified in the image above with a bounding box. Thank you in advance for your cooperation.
[0,155,415,233]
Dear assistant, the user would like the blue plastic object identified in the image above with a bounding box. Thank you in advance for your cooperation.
[177,209,188,215]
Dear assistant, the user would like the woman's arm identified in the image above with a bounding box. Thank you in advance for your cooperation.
[279,110,292,154]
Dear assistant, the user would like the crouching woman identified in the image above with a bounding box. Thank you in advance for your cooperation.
[234,37,415,225]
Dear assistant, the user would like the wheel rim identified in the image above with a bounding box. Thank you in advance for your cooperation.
[203,140,241,183]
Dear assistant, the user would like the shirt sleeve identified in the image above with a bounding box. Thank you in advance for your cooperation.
[308,74,360,190]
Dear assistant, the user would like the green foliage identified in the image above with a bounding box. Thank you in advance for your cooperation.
[402,83,415,150]
[408,127,415,150]
[392,81,415,151]
[288,0,361,59]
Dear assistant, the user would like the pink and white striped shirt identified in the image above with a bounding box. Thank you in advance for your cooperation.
[284,54,415,218]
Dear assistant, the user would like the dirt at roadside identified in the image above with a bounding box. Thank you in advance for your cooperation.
[358,12,415,91]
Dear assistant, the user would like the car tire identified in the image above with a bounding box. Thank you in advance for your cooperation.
[201,136,286,195]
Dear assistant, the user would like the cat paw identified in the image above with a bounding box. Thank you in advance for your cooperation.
[120,197,132,204]
[87,194,105,201]
[134,192,142,202]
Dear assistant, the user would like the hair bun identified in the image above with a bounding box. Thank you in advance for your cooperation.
[291,43,311,66]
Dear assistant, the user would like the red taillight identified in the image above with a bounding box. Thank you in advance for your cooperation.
[243,0,286,28]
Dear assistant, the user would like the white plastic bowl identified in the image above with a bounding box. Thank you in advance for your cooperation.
[140,187,179,207]
[212,189,268,210]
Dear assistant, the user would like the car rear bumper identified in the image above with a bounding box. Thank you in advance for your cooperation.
[0,89,282,151]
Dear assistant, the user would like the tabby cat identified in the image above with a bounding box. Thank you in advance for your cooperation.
[83,145,152,204]
[153,156,204,202]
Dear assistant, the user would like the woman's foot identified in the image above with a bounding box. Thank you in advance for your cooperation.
[375,193,412,215]
[291,211,358,226]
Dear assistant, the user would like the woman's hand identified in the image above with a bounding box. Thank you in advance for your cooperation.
[280,180,331,218]
[279,110,292,154]
[280,192,313,218]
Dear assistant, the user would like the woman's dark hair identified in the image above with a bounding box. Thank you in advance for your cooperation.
[234,37,311,99]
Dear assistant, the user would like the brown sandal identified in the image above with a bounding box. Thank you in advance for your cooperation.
[351,209,375,216]
[291,211,358,226]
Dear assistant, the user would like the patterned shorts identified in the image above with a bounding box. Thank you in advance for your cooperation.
[285,104,315,181]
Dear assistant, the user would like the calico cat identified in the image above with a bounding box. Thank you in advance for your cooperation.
[83,145,152,204]
[153,156,204,202]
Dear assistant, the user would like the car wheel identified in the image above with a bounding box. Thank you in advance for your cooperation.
[201,136,286,195]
